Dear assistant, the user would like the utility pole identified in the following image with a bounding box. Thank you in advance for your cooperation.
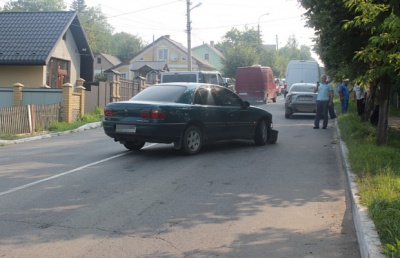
[186,0,192,71]
[276,35,279,50]
[186,1,202,71]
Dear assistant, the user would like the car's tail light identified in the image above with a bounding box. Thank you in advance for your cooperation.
[104,107,114,116]
[140,109,165,119]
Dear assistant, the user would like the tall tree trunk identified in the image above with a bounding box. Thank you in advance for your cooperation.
[377,74,390,145]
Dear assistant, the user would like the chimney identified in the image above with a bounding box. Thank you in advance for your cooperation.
[165,35,170,39]
[210,41,214,47]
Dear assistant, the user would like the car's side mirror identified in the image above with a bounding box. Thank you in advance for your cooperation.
[242,100,250,108]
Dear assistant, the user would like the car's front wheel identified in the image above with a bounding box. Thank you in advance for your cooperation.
[254,119,269,146]
[181,125,202,155]
[123,141,145,151]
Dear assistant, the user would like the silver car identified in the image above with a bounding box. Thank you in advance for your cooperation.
[285,83,317,118]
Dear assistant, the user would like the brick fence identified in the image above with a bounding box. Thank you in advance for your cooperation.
[11,79,85,123]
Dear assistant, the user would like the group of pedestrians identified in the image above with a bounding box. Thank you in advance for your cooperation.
[313,74,365,129]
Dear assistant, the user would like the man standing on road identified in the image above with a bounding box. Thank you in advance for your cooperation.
[338,79,351,114]
[314,74,333,129]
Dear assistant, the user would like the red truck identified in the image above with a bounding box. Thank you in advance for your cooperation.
[235,65,277,104]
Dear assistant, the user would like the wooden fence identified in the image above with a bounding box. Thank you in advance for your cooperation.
[0,103,61,135]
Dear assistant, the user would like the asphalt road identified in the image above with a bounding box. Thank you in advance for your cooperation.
[0,96,360,257]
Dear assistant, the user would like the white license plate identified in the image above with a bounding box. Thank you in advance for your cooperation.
[116,124,136,133]
[238,93,248,95]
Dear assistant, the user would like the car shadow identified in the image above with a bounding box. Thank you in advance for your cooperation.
[127,139,277,157]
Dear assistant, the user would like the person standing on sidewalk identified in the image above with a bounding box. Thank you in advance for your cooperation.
[313,74,333,129]
[338,79,351,114]
[327,76,337,119]
[353,82,365,116]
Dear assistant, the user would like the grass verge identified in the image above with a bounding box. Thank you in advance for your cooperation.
[337,100,400,257]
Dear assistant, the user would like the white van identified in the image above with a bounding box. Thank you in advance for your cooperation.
[160,71,226,86]
[285,60,320,94]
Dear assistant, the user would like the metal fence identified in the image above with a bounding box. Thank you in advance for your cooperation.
[0,88,14,108]
[22,88,62,106]
[120,79,138,101]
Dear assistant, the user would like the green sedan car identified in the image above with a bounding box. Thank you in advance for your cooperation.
[103,83,277,155]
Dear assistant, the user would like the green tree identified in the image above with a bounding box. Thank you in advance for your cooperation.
[217,27,263,77]
[300,0,400,145]
[70,0,86,13]
[71,4,113,55]
[110,32,143,61]
[3,0,66,11]
[221,44,258,78]
[343,0,400,145]
[299,0,370,80]
[217,28,314,79]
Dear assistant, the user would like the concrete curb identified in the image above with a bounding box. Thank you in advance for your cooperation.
[0,122,102,146]
[336,121,385,258]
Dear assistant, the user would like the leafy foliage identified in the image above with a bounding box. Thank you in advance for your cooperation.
[3,0,66,11]
[71,3,113,55]
[110,32,143,61]
[217,27,315,79]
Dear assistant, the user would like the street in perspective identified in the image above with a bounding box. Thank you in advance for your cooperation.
[0,98,361,257]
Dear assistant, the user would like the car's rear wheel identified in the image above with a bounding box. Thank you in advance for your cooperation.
[254,119,269,146]
[123,141,145,151]
[181,125,202,155]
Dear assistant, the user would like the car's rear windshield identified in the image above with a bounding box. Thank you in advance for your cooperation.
[291,85,315,92]
[162,74,197,83]
[131,85,187,102]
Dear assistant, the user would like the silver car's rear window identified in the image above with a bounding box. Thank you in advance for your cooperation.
[131,85,187,102]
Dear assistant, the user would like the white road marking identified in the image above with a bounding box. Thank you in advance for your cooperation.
[0,143,157,197]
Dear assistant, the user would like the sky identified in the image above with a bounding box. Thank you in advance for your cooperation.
[67,0,317,50]
[1,0,320,63]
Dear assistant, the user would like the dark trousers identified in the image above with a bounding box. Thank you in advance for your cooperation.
[314,100,329,128]
[328,102,337,119]
[357,98,365,116]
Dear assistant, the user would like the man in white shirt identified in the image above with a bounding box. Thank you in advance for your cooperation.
[353,83,365,116]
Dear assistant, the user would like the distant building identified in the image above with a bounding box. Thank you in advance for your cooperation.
[94,53,121,75]
[108,35,216,81]
[192,41,225,71]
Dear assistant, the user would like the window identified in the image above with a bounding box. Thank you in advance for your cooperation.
[194,87,216,105]
[46,58,70,89]
[120,73,127,79]
[205,53,209,60]
[213,86,242,106]
[97,57,101,64]
[157,48,168,61]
